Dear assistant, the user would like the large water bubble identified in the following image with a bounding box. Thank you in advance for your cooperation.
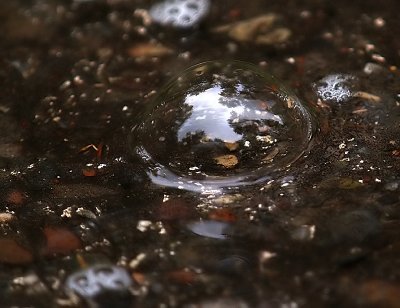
[129,61,315,193]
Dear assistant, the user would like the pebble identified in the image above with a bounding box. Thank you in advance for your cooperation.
[42,226,82,256]
[363,62,384,75]
[127,42,174,58]
[0,238,33,264]
[212,14,291,46]
[0,212,15,223]
[214,154,239,169]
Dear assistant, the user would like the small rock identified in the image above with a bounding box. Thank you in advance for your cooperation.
[127,42,174,58]
[6,190,27,205]
[255,27,291,45]
[214,154,238,168]
[363,62,384,75]
[0,212,15,223]
[154,198,197,221]
[82,167,97,177]
[208,209,237,222]
[42,226,82,256]
[353,91,381,103]
[212,14,291,46]
[0,238,33,264]
[212,194,244,205]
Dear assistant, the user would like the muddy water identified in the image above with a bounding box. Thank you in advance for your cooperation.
[0,0,399,307]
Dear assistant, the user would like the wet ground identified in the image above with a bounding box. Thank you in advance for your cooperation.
[0,0,400,307]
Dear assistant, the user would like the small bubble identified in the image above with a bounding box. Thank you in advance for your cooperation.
[314,73,356,103]
[149,0,210,28]
[129,60,316,192]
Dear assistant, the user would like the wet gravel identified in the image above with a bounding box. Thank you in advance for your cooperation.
[0,0,400,307]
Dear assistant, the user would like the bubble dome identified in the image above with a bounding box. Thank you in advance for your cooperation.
[129,61,315,192]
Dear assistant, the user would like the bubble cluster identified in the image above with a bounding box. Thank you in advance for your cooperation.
[129,61,315,192]
[314,73,356,103]
[66,264,133,306]
[149,0,210,28]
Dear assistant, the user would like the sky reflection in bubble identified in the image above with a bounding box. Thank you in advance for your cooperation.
[129,61,316,193]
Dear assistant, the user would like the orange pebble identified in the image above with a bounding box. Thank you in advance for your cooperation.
[6,190,26,205]
[43,227,82,256]
[167,269,197,284]
[209,208,237,222]
[0,238,33,264]
[82,167,97,177]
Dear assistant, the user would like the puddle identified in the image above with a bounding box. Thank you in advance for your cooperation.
[0,0,399,307]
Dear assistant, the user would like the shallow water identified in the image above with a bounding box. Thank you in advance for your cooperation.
[0,0,399,307]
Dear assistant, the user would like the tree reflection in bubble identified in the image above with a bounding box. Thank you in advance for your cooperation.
[129,60,316,193]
